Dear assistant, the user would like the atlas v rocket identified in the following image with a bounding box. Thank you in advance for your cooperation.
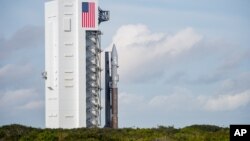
[105,45,119,129]
[43,0,114,129]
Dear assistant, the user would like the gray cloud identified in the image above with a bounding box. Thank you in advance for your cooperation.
[218,72,250,94]
[108,24,202,83]
[204,90,250,111]
[0,26,44,60]
[0,88,44,127]
[0,64,32,83]
[218,50,250,70]
[0,89,37,108]
[118,88,250,127]
[5,26,43,49]
[0,25,44,127]
[110,24,250,128]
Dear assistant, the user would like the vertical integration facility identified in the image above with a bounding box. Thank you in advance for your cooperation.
[44,0,109,128]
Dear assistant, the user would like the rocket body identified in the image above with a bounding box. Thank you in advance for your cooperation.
[105,44,119,128]
[111,45,119,129]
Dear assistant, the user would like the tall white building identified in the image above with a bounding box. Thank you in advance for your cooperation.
[44,0,109,128]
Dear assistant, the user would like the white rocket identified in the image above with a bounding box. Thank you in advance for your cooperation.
[111,45,119,89]
[105,44,119,128]
[111,44,119,128]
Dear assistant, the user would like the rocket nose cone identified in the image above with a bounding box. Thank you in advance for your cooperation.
[111,44,118,58]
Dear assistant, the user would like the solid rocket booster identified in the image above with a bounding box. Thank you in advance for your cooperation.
[111,44,119,129]
[104,52,111,127]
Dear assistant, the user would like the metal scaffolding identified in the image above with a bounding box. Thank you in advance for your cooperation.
[86,31,102,127]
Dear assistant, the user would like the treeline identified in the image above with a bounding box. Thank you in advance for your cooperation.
[0,124,229,141]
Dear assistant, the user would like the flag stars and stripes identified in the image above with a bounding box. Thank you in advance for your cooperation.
[82,2,95,28]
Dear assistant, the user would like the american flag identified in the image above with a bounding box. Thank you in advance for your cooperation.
[82,2,96,28]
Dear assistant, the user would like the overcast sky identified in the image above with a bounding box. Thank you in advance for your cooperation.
[0,0,250,128]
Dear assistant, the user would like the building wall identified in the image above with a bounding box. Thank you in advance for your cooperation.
[45,0,98,128]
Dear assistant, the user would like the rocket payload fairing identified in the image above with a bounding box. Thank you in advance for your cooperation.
[105,44,119,128]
